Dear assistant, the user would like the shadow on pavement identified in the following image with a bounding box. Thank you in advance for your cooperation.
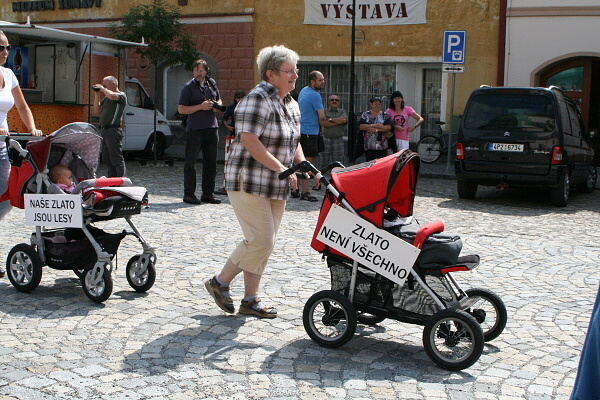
[120,317,483,385]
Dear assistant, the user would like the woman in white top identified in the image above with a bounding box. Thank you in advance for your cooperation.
[0,30,43,277]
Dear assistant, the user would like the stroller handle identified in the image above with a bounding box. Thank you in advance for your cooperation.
[3,137,30,159]
[278,161,345,180]
[278,160,314,180]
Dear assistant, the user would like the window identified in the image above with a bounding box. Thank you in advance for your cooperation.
[464,93,554,134]
[547,66,583,92]
[296,63,395,115]
[126,82,143,107]
[421,68,442,135]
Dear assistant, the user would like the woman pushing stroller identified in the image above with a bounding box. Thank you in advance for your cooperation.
[204,45,308,319]
[1,29,43,277]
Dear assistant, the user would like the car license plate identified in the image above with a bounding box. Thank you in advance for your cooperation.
[488,143,524,152]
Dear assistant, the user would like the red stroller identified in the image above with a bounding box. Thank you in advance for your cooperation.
[1,123,156,303]
[280,150,507,370]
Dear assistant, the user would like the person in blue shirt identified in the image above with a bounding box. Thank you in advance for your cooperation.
[297,70,326,201]
[571,284,600,400]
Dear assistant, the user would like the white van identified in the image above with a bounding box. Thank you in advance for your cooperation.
[122,78,173,157]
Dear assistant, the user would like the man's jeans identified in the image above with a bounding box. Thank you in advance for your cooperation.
[101,127,126,177]
[184,128,219,197]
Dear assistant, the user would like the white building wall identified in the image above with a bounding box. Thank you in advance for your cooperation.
[505,2,600,86]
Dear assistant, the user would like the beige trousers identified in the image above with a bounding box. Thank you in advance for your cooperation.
[227,189,286,275]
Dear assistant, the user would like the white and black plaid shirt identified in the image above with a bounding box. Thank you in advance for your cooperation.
[225,81,300,200]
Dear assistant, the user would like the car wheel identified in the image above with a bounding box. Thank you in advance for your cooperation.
[550,171,570,207]
[457,180,478,199]
[577,166,597,193]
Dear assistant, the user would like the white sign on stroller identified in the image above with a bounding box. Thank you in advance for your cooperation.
[25,194,83,228]
[316,204,420,286]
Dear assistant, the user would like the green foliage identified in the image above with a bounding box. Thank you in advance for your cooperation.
[110,0,198,70]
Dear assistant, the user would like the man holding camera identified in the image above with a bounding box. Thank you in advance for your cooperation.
[92,76,127,178]
[178,59,224,205]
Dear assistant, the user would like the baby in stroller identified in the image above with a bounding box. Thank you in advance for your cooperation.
[1,122,156,303]
[49,164,75,193]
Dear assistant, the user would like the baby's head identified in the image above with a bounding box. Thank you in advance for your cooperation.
[49,165,73,186]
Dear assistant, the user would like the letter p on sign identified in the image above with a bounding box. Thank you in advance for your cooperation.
[443,31,466,64]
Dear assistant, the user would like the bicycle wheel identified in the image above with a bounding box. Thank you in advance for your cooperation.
[417,136,442,163]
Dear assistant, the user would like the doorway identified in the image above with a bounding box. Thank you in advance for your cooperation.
[538,57,600,132]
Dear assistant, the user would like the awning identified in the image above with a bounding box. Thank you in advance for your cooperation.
[0,19,146,47]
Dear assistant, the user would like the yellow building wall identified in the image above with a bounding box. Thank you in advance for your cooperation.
[1,0,253,22]
[251,0,500,117]
[2,0,500,119]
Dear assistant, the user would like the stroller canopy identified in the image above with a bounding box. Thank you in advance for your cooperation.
[330,149,420,227]
[26,123,102,174]
[311,149,420,254]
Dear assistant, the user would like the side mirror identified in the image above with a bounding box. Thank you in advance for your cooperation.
[143,97,155,109]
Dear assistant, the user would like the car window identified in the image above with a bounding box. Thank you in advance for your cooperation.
[126,83,143,108]
[558,97,572,135]
[463,93,554,134]
[566,101,583,138]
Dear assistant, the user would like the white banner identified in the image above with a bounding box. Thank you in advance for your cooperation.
[304,0,428,26]
[316,204,420,286]
[25,194,83,228]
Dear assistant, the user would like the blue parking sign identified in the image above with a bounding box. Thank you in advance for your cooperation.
[443,31,466,64]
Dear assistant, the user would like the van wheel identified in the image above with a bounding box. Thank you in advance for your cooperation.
[457,180,478,199]
[551,172,570,207]
[144,134,165,158]
[577,166,597,193]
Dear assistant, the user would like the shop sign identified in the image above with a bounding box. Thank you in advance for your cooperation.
[13,0,102,12]
[304,0,427,26]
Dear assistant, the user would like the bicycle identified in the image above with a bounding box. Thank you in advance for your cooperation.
[416,121,457,164]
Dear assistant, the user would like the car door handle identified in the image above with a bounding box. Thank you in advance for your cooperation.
[126,112,134,115]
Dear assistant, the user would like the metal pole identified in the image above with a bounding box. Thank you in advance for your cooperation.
[348,0,356,162]
[446,72,456,172]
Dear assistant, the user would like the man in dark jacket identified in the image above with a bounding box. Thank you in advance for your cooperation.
[178,59,223,205]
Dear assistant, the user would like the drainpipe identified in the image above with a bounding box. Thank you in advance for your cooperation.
[497,0,507,86]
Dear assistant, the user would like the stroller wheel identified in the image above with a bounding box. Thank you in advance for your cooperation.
[6,244,43,292]
[81,264,113,303]
[423,309,484,371]
[464,288,507,342]
[126,255,156,292]
[303,290,357,348]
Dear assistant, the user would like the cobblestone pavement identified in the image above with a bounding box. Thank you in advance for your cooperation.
[0,159,598,400]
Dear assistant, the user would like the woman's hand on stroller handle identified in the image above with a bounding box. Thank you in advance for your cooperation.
[278,160,316,180]
[278,161,345,181]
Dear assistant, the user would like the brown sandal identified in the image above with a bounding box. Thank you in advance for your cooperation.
[239,298,277,319]
[300,192,318,202]
[205,277,234,313]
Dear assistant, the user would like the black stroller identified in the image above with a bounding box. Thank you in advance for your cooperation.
[1,123,157,303]
[280,150,507,370]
